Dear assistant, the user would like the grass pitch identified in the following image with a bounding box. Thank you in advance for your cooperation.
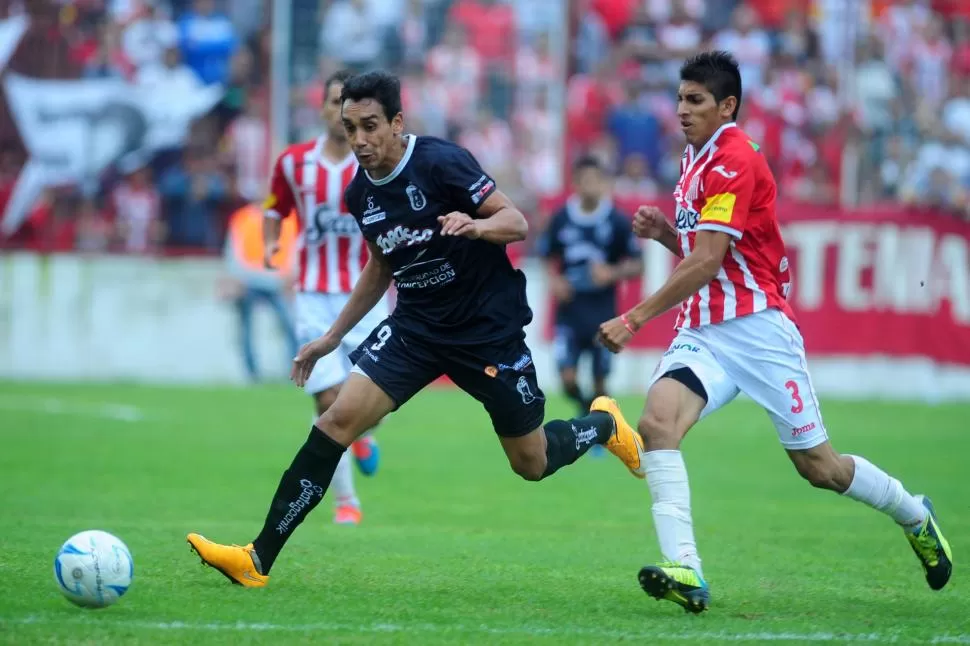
[0,382,966,644]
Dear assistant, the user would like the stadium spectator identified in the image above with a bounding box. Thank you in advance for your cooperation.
[178,0,238,86]
[5,0,970,256]
[158,147,227,250]
[122,2,179,71]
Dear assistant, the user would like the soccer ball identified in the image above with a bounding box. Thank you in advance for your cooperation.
[53,530,133,608]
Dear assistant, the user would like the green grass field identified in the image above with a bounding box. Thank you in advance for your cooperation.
[0,382,967,645]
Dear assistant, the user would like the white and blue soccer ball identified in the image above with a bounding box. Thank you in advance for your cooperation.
[53,530,133,608]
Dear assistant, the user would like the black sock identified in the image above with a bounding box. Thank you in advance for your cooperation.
[540,411,615,479]
[251,426,345,574]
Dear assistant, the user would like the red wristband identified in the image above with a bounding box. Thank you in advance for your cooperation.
[620,313,637,335]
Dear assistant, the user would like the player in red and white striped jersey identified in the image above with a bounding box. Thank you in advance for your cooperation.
[597,51,951,612]
[667,120,794,328]
[262,70,386,527]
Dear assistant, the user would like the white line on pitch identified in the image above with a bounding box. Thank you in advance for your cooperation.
[0,396,146,422]
[2,616,968,643]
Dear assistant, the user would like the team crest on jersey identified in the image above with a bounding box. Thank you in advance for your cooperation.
[406,183,427,211]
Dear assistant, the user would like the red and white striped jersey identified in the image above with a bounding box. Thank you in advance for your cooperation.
[672,122,795,329]
[263,137,366,294]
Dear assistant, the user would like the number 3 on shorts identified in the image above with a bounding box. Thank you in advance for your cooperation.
[785,379,804,414]
[371,325,392,352]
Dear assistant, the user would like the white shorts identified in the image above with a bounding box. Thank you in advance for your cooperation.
[295,292,390,395]
[647,308,829,450]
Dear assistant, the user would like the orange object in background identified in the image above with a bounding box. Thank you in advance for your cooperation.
[227,203,297,272]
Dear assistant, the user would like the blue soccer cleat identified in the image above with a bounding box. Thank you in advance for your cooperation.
[351,435,379,476]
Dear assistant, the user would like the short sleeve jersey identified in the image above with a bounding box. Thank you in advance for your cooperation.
[344,135,532,345]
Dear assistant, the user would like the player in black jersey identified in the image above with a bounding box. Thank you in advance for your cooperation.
[538,156,643,418]
[185,71,647,587]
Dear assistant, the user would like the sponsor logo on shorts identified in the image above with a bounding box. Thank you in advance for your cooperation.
[484,365,498,378]
[497,353,533,373]
[791,422,816,437]
[516,376,536,405]
[664,343,701,357]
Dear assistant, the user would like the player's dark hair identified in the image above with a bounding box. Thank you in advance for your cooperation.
[324,69,354,96]
[573,154,604,174]
[679,50,742,120]
[340,70,403,123]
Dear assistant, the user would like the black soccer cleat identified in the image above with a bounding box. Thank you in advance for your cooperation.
[638,562,710,614]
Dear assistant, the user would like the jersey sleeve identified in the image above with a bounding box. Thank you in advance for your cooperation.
[433,144,497,215]
[262,152,296,220]
[697,151,754,239]
[535,210,564,259]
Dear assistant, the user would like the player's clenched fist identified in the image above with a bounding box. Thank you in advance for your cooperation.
[438,211,480,239]
[633,205,668,240]
[597,314,638,353]
[291,334,340,387]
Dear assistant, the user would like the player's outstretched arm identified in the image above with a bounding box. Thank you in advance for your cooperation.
[328,241,392,339]
[597,231,730,352]
[291,242,392,387]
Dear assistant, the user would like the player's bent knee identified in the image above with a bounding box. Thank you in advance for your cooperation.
[638,410,681,451]
[508,453,546,481]
[314,406,359,448]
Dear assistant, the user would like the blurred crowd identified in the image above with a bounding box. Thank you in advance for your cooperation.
[1,0,969,256]
[568,0,970,219]
[0,0,271,253]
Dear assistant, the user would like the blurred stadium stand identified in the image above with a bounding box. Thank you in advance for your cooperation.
[2,0,969,256]
[0,0,968,398]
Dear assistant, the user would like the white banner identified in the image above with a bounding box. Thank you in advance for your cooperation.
[2,73,223,236]
[1,253,968,401]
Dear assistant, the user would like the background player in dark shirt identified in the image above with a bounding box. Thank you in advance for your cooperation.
[186,71,647,587]
[538,156,643,419]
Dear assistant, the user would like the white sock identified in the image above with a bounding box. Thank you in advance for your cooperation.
[644,450,702,577]
[843,455,926,528]
[331,451,359,508]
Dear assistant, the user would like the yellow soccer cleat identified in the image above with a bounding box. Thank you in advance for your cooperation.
[906,495,952,591]
[186,533,268,588]
[591,396,646,479]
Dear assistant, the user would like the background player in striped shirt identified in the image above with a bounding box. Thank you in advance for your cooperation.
[597,51,952,613]
[261,70,381,526]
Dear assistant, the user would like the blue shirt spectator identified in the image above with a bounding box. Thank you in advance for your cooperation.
[178,0,238,86]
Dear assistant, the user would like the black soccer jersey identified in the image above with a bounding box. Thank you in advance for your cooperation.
[537,197,641,328]
[344,135,531,345]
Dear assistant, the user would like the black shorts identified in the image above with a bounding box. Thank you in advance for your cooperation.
[349,318,546,437]
[553,320,612,378]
